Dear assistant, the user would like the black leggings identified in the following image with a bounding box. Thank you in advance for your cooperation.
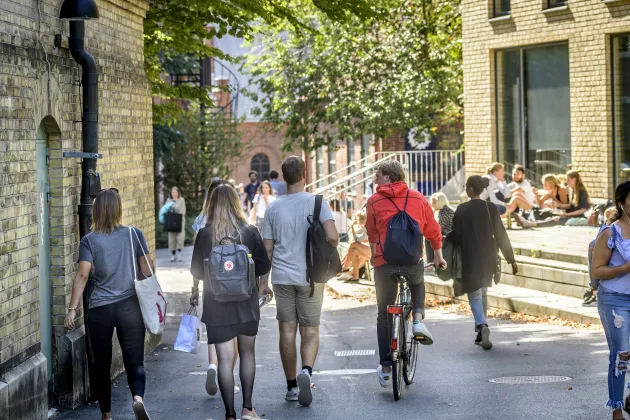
[88,295,146,413]
[216,335,257,419]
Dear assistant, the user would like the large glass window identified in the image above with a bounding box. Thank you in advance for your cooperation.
[613,34,630,184]
[493,0,510,17]
[547,0,567,9]
[496,43,571,184]
[251,153,270,181]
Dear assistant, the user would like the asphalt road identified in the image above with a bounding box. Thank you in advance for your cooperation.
[56,249,610,420]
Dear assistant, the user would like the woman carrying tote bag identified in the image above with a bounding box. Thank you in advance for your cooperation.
[65,188,155,420]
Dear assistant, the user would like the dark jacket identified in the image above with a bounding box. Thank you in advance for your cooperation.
[190,222,270,327]
[451,199,515,295]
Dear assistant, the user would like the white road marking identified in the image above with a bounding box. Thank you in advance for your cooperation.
[314,369,375,376]
[334,349,376,356]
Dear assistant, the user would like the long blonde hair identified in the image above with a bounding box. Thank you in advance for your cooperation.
[206,184,247,246]
[200,179,225,222]
[430,192,450,210]
[542,174,561,190]
[93,189,123,234]
[567,170,590,206]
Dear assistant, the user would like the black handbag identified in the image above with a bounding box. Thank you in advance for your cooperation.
[485,202,502,284]
[164,211,183,233]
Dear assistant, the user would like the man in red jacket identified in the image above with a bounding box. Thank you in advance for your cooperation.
[365,160,446,389]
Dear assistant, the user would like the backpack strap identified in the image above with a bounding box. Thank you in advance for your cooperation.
[306,195,323,297]
[402,189,410,212]
[314,194,323,222]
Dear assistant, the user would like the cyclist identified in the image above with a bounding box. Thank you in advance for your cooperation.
[365,160,446,388]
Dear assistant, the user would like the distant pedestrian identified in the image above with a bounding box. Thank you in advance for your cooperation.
[192,179,225,240]
[592,181,630,420]
[167,186,186,262]
[365,160,446,389]
[262,156,339,407]
[64,188,154,420]
[250,181,276,230]
[244,171,260,212]
[190,185,271,420]
[451,176,518,350]
[269,170,287,197]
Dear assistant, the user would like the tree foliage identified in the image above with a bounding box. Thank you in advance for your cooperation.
[154,109,247,215]
[145,0,380,124]
[241,0,462,152]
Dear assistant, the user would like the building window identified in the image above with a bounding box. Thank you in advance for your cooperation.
[493,0,511,17]
[546,0,568,9]
[613,34,630,184]
[251,153,270,181]
[496,43,571,184]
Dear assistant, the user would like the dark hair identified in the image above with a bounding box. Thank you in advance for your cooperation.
[609,181,630,224]
[248,171,258,178]
[466,175,490,196]
[513,164,525,174]
[282,156,305,186]
[269,170,279,180]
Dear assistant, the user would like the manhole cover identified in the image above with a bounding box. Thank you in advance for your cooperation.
[489,376,571,384]
[334,350,376,357]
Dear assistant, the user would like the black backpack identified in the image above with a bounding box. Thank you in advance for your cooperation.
[379,190,423,266]
[306,195,342,293]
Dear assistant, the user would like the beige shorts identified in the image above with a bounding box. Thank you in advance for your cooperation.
[273,283,325,326]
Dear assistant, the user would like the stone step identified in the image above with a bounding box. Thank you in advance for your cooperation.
[499,257,590,299]
[511,241,588,266]
[424,275,600,325]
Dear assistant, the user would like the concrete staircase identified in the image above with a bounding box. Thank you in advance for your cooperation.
[424,240,600,325]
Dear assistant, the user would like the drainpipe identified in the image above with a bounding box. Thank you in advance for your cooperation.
[68,19,100,401]
[69,20,100,239]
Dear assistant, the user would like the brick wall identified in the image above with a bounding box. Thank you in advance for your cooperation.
[0,0,153,398]
[462,0,630,198]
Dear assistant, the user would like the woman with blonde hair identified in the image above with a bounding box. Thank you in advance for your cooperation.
[65,188,155,420]
[341,211,371,282]
[481,162,511,216]
[167,186,186,262]
[532,174,569,209]
[190,184,271,420]
[426,192,455,262]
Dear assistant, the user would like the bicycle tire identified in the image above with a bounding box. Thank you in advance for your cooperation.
[403,313,418,385]
[392,315,405,401]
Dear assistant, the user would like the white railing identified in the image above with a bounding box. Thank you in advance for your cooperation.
[309,150,465,216]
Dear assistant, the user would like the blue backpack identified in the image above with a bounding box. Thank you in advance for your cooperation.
[380,190,424,266]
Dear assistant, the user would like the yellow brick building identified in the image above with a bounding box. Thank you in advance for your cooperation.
[462,0,630,198]
[0,0,155,418]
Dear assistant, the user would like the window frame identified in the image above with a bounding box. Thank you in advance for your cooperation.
[546,0,568,9]
[250,153,271,181]
[492,0,511,18]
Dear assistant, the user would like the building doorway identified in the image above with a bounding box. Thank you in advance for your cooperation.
[36,124,52,384]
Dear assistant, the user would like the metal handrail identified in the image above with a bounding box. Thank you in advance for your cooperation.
[305,152,380,190]
[314,153,399,195]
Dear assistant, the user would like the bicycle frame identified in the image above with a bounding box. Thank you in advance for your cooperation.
[387,279,411,361]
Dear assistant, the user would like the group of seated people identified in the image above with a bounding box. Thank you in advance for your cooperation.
[482,162,612,228]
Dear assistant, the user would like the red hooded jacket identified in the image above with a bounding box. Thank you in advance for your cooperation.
[365,181,442,267]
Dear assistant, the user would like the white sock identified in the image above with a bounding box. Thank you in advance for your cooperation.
[209,363,217,371]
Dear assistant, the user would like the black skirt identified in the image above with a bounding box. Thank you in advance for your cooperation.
[204,320,259,344]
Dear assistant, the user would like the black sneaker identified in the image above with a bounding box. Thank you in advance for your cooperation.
[474,331,482,345]
[583,289,597,306]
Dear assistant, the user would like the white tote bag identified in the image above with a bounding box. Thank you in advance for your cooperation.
[130,227,167,335]
[174,306,201,354]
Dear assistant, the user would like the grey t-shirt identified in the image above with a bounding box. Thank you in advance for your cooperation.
[262,192,334,286]
[79,226,149,309]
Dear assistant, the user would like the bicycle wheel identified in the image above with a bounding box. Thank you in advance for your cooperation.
[403,312,418,385]
[392,315,405,401]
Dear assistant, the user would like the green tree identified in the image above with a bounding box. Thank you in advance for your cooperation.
[241,0,462,152]
[146,0,380,124]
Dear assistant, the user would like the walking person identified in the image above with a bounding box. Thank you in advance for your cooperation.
[64,189,154,420]
[451,176,518,350]
[591,181,630,419]
[250,181,276,230]
[244,171,260,213]
[365,160,446,389]
[167,186,186,262]
[190,184,271,420]
[261,156,339,407]
[269,169,287,197]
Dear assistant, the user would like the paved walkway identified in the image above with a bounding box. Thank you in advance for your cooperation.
[54,246,612,420]
[506,225,597,258]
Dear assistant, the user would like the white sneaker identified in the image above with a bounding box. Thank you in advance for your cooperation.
[285,387,299,402]
[376,365,391,388]
[297,369,313,406]
[413,320,434,345]
[177,251,182,262]
[205,365,218,396]
[169,254,176,262]
[234,384,241,394]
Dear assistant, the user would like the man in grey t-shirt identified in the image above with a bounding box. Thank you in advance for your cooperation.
[261,156,338,408]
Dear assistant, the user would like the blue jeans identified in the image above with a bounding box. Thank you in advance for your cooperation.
[468,287,488,327]
[599,287,630,410]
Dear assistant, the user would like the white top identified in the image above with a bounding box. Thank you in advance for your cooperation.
[508,179,536,206]
[252,194,276,219]
[481,174,511,206]
[333,211,348,234]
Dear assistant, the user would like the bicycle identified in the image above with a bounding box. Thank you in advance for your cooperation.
[387,263,434,401]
